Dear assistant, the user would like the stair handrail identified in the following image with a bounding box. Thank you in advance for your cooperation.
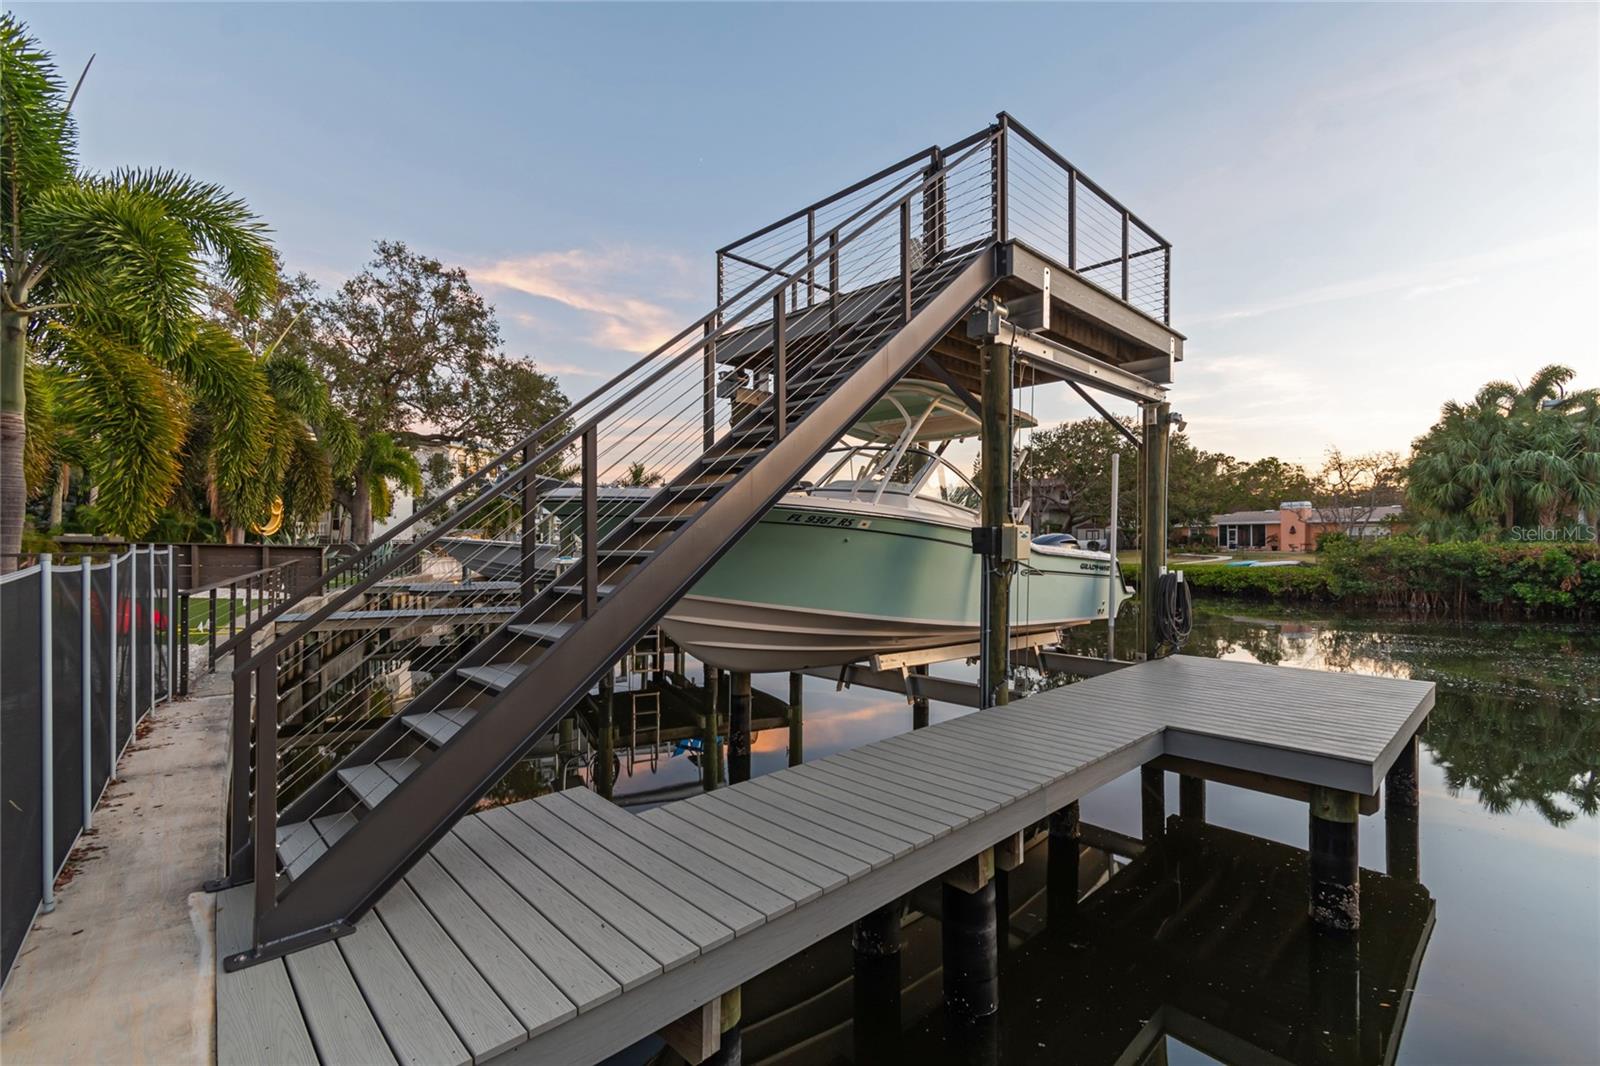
[235,125,1001,673]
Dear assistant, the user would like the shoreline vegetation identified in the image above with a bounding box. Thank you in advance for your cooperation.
[1128,533,1600,618]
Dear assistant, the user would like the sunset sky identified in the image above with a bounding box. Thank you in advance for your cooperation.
[21,2,1599,465]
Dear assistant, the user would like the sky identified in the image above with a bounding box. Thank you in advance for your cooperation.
[17,2,1599,467]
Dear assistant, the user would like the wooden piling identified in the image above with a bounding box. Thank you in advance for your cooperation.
[1179,774,1206,821]
[1386,731,1421,881]
[942,877,999,1020]
[701,667,721,791]
[1138,400,1171,659]
[1140,766,1166,840]
[729,671,752,784]
[979,339,1012,707]
[787,672,803,767]
[598,668,615,799]
[1309,785,1360,932]
[1048,801,1081,924]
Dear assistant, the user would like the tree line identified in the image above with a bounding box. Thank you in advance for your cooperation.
[1021,361,1595,547]
[1,16,567,569]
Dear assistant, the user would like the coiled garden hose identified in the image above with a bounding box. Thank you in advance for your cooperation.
[1156,570,1194,651]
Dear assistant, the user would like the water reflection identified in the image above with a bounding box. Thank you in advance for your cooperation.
[732,819,1435,1065]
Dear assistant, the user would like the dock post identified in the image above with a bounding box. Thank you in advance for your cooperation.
[1310,928,1362,1062]
[729,671,752,784]
[1138,400,1172,660]
[1179,774,1206,821]
[978,334,1013,708]
[1047,801,1081,923]
[911,663,930,729]
[787,671,803,767]
[942,849,999,1020]
[702,666,721,790]
[1386,731,1421,881]
[853,899,905,958]
[1140,766,1166,840]
[1309,785,1360,932]
[852,918,903,1061]
[597,666,615,799]
[704,987,742,1066]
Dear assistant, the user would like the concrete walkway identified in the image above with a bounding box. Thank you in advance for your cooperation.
[0,666,230,1065]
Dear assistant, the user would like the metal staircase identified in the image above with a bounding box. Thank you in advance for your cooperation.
[221,114,1177,967]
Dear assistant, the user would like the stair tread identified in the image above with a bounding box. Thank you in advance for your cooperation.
[507,620,573,643]
[338,756,422,808]
[277,820,326,880]
[457,662,530,692]
[551,583,616,597]
[402,708,477,746]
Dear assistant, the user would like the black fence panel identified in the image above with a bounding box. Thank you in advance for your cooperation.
[49,567,88,872]
[1,570,45,980]
[89,564,114,812]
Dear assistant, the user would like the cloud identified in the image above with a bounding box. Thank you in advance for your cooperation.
[472,246,698,354]
[1185,231,1590,326]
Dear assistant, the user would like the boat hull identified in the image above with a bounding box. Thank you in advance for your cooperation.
[662,500,1123,672]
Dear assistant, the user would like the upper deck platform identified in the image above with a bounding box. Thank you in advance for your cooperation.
[217,654,1432,1066]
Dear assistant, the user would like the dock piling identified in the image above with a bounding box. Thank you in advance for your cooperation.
[787,672,803,767]
[597,668,615,799]
[729,671,752,784]
[942,871,999,1020]
[1309,785,1360,932]
[1386,732,1421,881]
[1140,766,1166,840]
[704,987,742,1066]
[1048,802,1081,922]
[1179,774,1206,821]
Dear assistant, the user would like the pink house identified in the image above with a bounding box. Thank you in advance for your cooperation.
[1209,502,1404,551]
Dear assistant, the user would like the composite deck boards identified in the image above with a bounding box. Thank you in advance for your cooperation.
[218,655,1434,1066]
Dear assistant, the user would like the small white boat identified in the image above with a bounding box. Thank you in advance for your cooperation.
[660,382,1129,672]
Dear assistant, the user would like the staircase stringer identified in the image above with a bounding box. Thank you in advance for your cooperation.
[254,249,1000,952]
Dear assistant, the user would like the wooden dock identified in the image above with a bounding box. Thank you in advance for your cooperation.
[216,655,1433,1066]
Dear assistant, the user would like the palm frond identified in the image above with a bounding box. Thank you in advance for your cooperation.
[51,323,187,535]
[102,167,275,315]
[0,14,77,252]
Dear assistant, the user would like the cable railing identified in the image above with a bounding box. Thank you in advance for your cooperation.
[222,116,1176,939]
[244,129,1001,899]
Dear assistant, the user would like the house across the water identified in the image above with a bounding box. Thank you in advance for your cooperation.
[1193,501,1405,551]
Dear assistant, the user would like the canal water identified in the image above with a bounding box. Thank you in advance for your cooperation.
[591,606,1599,1064]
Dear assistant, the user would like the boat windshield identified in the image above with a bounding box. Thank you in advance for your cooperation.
[804,443,980,512]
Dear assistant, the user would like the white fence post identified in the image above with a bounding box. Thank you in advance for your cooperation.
[127,546,137,738]
[147,544,155,714]
[40,554,55,914]
[81,556,92,830]
[108,550,118,780]
[166,545,176,703]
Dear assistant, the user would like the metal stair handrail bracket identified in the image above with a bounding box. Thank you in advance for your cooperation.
[225,113,1173,966]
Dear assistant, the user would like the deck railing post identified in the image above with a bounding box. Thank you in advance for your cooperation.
[251,662,280,948]
[166,545,176,702]
[40,553,56,914]
[81,557,93,829]
[992,116,1009,243]
[1067,169,1078,270]
[148,544,156,711]
[772,292,787,439]
[827,230,841,331]
[179,593,191,697]
[923,147,946,263]
[521,443,540,604]
[1121,210,1131,301]
[1163,243,1172,324]
[806,209,816,306]
[581,426,598,618]
[703,320,717,452]
[108,551,118,778]
[128,546,138,731]
[899,200,913,324]
[208,587,218,671]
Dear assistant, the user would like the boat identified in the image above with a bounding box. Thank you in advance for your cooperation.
[659,381,1130,672]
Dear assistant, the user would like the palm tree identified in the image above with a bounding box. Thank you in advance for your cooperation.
[1407,365,1599,540]
[616,461,664,488]
[335,432,423,543]
[1,16,276,568]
